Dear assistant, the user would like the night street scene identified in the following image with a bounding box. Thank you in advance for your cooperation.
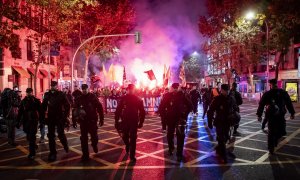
[0,0,300,179]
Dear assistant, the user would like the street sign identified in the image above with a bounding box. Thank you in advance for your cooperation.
[50,42,60,56]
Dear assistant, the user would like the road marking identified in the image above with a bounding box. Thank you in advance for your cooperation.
[16,145,48,165]
[1,101,300,170]
[1,159,300,170]
[255,128,300,163]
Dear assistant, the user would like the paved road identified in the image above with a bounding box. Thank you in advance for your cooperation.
[0,100,299,180]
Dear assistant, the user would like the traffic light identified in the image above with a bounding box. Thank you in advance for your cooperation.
[135,31,141,44]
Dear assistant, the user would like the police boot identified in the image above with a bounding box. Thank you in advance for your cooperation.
[48,153,57,162]
[92,145,98,153]
[125,144,130,154]
[81,154,90,161]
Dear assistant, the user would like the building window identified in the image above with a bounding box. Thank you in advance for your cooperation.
[40,78,44,92]
[50,56,55,65]
[0,48,3,62]
[27,39,34,61]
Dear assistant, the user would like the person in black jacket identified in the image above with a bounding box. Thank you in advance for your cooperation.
[202,86,212,120]
[158,83,193,161]
[229,82,243,135]
[16,88,42,159]
[41,81,71,162]
[189,85,201,116]
[115,84,145,162]
[72,86,82,102]
[257,79,295,154]
[159,88,169,132]
[73,84,104,161]
[207,84,238,163]
[1,86,22,146]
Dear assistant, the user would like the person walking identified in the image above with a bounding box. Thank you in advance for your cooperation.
[229,82,243,135]
[1,86,22,146]
[190,85,201,116]
[158,87,169,132]
[73,84,104,161]
[16,88,42,159]
[158,83,193,161]
[41,81,71,162]
[256,79,295,154]
[207,84,238,163]
[115,84,145,162]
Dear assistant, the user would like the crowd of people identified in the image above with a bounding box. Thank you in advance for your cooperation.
[0,78,295,163]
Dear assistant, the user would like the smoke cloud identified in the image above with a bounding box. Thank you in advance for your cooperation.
[119,0,207,84]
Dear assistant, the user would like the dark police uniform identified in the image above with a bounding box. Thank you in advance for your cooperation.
[2,89,21,146]
[17,89,41,159]
[189,88,201,114]
[41,81,70,161]
[229,83,243,134]
[159,83,193,161]
[74,86,104,160]
[115,85,145,161]
[202,87,212,119]
[207,84,238,162]
[257,80,295,154]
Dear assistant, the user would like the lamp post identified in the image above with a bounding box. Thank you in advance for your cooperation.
[71,32,141,92]
[245,11,270,91]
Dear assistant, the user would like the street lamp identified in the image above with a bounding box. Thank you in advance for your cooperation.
[245,11,270,90]
[71,32,141,92]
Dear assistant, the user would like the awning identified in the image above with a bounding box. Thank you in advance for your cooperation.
[50,71,56,79]
[12,66,30,78]
[39,69,49,78]
[27,68,44,79]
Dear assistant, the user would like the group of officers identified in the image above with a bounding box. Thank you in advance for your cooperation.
[1,78,296,163]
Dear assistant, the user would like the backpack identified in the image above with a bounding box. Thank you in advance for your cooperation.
[231,90,243,106]
[266,98,280,117]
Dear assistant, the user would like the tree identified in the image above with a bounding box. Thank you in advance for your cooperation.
[183,52,207,82]
[199,0,300,87]
[11,0,135,95]
[0,0,25,58]
[56,0,136,83]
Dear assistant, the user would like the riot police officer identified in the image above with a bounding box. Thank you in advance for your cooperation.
[1,86,22,146]
[41,81,71,161]
[159,88,169,132]
[229,82,243,135]
[257,79,295,154]
[189,85,201,116]
[73,84,104,161]
[16,88,42,159]
[158,83,193,161]
[115,84,145,162]
[207,84,238,163]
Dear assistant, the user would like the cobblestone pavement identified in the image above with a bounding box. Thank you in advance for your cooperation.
[0,100,299,180]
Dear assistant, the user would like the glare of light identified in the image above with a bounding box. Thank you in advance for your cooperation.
[192,51,199,57]
[245,11,255,20]
[129,58,164,90]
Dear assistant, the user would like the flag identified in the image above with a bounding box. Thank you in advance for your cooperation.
[108,64,116,81]
[123,66,126,85]
[179,64,186,87]
[102,63,107,76]
[91,75,101,83]
[163,65,170,87]
[144,69,156,80]
[163,64,167,80]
